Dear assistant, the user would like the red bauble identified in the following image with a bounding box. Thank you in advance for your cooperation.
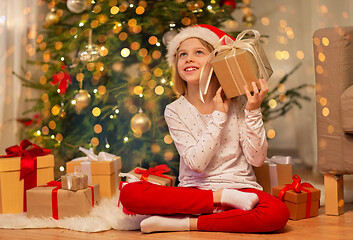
[221,0,236,9]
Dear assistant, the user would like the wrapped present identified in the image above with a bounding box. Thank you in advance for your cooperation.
[124,164,176,186]
[27,181,100,219]
[272,175,321,220]
[61,170,88,191]
[0,140,54,214]
[199,29,273,100]
[66,147,121,198]
[253,156,293,194]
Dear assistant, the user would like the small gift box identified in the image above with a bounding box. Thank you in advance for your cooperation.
[0,140,54,214]
[61,170,88,191]
[124,164,176,186]
[200,29,272,100]
[26,181,100,219]
[66,147,121,198]
[253,156,293,194]
[272,175,321,220]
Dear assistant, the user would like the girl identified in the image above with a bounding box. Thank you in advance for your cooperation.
[120,24,290,233]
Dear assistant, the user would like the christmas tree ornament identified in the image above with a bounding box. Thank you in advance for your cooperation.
[74,89,91,114]
[66,0,90,14]
[162,29,178,46]
[243,14,256,27]
[51,65,72,95]
[79,29,100,62]
[220,0,236,9]
[45,8,60,26]
[130,109,151,135]
[79,44,100,62]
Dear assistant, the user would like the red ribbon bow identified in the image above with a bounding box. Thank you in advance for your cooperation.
[50,65,72,94]
[278,175,316,218]
[134,164,173,186]
[0,139,51,211]
[45,180,62,188]
[0,139,51,179]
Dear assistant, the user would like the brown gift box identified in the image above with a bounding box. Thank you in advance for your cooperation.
[127,167,176,186]
[254,162,292,194]
[272,185,321,220]
[0,154,54,214]
[26,184,100,219]
[66,156,121,198]
[211,37,272,99]
[61,173,88,191]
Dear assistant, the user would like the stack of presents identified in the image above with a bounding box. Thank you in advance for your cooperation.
[0,140,320,221]
[0,29,320,221]
[0,140,176,219]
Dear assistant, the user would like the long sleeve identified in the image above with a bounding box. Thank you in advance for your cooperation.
[164,104,227,173]
[238,102,268,167]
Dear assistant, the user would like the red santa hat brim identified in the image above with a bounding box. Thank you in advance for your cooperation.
[167,24,235,66]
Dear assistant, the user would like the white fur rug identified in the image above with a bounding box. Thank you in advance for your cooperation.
[0,192,149,232]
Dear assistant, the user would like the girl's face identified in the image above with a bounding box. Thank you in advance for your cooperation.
[176,38,211,86]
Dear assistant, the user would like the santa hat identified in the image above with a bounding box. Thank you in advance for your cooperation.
[167,24,235,66]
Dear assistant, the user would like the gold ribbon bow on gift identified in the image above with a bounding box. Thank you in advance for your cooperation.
[199,29,272,102]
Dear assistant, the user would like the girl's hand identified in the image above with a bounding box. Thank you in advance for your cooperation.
[244,79,269,111]
[213,87,231,113]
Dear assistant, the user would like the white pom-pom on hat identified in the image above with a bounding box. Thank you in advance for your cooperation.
[166,24,235,66]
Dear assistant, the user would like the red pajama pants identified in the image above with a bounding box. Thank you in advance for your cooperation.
[120,181,290,233]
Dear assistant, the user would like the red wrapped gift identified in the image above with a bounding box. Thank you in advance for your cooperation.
[272,175,321,220]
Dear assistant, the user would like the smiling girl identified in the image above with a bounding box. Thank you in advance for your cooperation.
[120,24,289,233]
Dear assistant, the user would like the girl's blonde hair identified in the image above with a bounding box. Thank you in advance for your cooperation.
[171,37,217,97]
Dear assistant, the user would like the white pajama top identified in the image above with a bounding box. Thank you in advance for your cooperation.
[164,95,267,191]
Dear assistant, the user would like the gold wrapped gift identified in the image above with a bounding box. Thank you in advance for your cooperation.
[27,183,100,219]
[61,172,88,191]
[200,29,273,100]
[66,147,122,198]
[0,154,54,214]
[253,156,293,194]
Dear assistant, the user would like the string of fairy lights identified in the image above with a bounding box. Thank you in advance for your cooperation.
[38,1,294,145]
[32,0,197,172]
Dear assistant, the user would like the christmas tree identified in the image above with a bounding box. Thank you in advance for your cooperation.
[18,0,309,178]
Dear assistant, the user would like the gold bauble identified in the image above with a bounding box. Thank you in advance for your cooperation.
[243,14,256,28]
[45,10,60,26]
[79,44,100,63]
[66,0,91,13]
[74,89,91,114]
[130,109,151,135]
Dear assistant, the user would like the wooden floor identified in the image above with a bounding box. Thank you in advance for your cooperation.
[0,203,352,240]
